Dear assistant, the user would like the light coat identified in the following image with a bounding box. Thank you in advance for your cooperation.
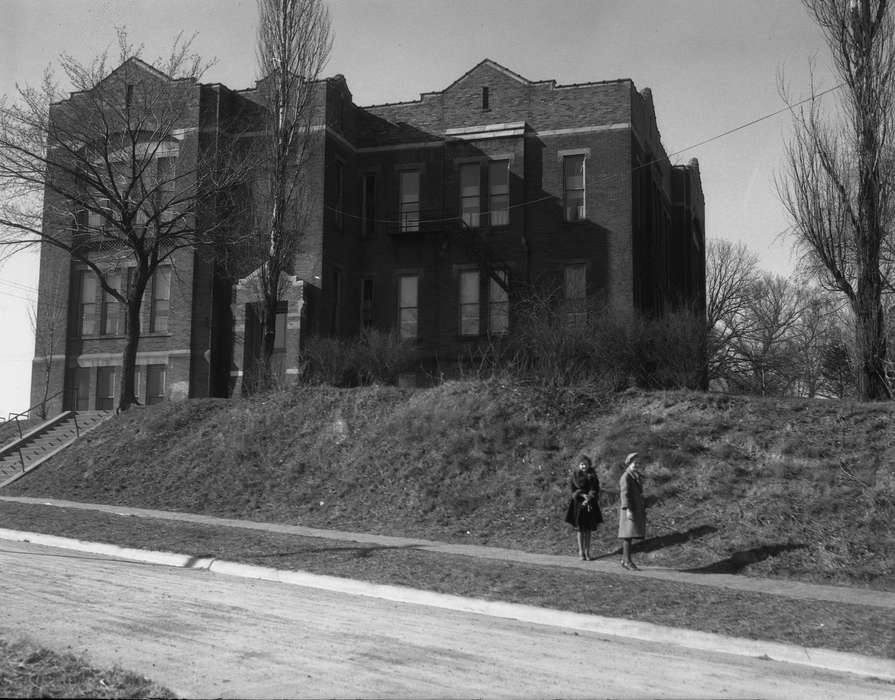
[617,467,646,539]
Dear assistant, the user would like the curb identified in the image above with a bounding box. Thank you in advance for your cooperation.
[2,527,893,682]
[5,496,894,611]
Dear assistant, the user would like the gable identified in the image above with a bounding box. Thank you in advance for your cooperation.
[92,57,179,95]
[441,60,532,122]
[443,59,530,93]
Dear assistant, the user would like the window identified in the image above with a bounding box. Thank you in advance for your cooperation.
[564,264,587,328]
[78,270,98,336]
[331,268,342,335]
[334,161,344,230]
[95,366,117,411]
[87,197,111,232]
[149,267,171,333]
[361,173,376,237]
[274,309,288,352]
[563,154,586,222]
[482,86,490,111]
[399,170,420,232]
[100,272,123,336]
[398,275,419,340]
[489,271,509,335]
[361,278,375,330]
[134,365,143,404]
[145,365,166,405]
[459,270,480,337]
[155,157,176,223]
[488,160,510,226]
[72,367,90,411]
[459,163,480,228]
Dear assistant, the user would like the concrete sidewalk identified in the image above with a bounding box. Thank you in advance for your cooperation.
[3,494,894,612]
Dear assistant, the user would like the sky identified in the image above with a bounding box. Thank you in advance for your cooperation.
[0,0,836,415]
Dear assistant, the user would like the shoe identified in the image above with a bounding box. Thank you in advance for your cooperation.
[620,560,630,569]
[583,552,590,561]
[580,554,587,560]
[627,561,640,571]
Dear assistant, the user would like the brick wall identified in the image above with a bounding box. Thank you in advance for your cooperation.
[32,58,704,406]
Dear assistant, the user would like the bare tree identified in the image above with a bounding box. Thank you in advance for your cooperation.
[779,0,895,400]
[27,273,68,419]
[705,239,760,386]
[0,32,237,411]
[245,0,332,390]
[727,275,810,396]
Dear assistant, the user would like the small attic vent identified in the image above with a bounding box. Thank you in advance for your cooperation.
[482,86,490,111]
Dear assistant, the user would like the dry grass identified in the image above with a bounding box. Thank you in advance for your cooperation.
[5,380,895,590]
[1,500,892,660]
[0,637,173,698]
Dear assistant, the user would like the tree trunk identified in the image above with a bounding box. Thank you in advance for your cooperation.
[118,297,142,412]
[853,284,888,399]
[853,0,890,400]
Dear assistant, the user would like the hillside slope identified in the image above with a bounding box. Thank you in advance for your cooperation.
[5,381,894,590]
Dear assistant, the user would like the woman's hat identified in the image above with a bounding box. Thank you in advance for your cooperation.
[625,452,638,466]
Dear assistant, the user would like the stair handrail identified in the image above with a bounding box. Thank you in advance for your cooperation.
[0,411,75,459]
[7,389,66,438]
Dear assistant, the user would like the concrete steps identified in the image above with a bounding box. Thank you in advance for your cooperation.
[0,411,111,486]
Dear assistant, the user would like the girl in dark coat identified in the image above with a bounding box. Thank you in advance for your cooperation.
[618,451,646,570]
[564,455,603,560]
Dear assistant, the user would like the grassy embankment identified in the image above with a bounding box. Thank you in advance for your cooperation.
[2,380,895,659]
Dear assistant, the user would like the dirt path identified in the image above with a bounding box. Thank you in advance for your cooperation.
[0,539,891,699]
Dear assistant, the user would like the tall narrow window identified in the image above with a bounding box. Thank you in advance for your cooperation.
[331,268,342,335]
[398,275,419,340]
[95,366,117,411]
[145,365,166,405]
[459,163,480,228]
[87,197,111,232]
[563,154,586,222]
[134,366,143,404]
[482,86,490,111]
[564,264,587,328]
[361,277,374,330]
[149,267,171,333]
[125,83,134,109]
[361,173,376,237]
[73,367,90,411]
[489,271,509,335]
[100,272,123,336]
[274,308,288,352]
[458,270,480,337]
[489,160,510,226]
[79,270,97,336]
[334,161,344,230]
[156,157,176,223]
[399,170,420,232]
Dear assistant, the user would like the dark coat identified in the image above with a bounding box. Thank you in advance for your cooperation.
[564,468,603,531]
[617,467,646,539]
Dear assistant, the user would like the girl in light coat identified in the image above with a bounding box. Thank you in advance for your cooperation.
[618,452,646,570]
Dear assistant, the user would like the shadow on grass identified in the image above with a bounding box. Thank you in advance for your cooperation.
[683,543,808,575]
[591,524,717,560]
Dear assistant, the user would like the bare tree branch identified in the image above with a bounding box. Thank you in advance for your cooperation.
[778,0,895,399]
[0,31,242,411]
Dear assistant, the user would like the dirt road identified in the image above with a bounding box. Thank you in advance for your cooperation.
[0,539,890,699]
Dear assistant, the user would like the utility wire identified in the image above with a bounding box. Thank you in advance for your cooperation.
[323,84,844,227]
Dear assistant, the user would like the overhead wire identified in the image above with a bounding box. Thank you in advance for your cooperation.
[322,82,844,227]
